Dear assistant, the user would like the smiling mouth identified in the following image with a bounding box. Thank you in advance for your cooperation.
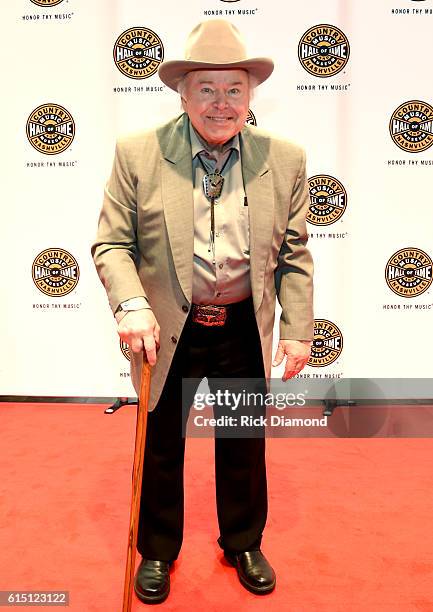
[207,116,233,122]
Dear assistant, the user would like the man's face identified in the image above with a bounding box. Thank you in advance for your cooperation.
[181,69,250,146]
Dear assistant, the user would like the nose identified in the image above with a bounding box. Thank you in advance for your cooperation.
[213,91,228,109]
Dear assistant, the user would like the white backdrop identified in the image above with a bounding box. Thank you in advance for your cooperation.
[1,0,432,397]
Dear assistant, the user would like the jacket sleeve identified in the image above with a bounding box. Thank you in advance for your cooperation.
[274,148,314,340]
[91,140,148,314]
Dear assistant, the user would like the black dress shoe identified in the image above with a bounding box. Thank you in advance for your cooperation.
[134,558,170,604]
[225,550,276,594]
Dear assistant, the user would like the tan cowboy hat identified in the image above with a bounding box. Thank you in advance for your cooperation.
[158,20,274,91]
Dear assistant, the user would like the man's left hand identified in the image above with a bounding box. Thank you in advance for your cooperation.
[272,340,312,381]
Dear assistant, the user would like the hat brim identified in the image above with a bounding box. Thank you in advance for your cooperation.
[158,58,274,91]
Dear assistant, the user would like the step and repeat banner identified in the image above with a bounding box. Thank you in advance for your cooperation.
[1,0,432,397]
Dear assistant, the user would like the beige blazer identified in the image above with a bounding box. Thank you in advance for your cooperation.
[92,113,313,411]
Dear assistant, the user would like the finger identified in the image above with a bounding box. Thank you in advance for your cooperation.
[296,358,310,375]
[272,345,285,367]
[143,336,157,366]
[282,370,296,381]
[282,359,302,381]
[154,325,160,347]
[130,336,144,354]
[294,358,309,375]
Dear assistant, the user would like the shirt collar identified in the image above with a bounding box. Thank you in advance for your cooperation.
[189,120,240,160]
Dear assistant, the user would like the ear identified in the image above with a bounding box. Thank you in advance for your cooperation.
[180,97,187,112]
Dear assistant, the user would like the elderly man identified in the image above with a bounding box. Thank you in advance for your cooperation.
[92,19,313,604]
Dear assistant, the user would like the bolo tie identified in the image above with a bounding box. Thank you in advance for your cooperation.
[197,149,234,265]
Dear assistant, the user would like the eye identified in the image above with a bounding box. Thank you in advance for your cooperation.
[228,88,241,95]
[201,87,213,94]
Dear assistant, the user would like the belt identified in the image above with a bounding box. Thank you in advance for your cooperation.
[191,299,251,327]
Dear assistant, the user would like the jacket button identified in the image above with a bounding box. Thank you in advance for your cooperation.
[171,336,177,344]
[182,305,189,313]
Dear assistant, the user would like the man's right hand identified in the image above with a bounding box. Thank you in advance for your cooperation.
[117,309,160,366]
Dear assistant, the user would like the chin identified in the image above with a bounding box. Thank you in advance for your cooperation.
[206,126,239,143]
[208,134,235,145]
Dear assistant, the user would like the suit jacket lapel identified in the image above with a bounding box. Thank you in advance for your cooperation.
[160,114,194,304]
[240,127,274,313]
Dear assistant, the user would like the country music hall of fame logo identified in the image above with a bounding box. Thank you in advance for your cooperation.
[245,109,257,126]
[120,339,131,361]
[26,104,75,155]
[32,248,80,297]
[307,175,347,225]
[29,0,64,6]
[389,100,433,152]
[113,27,164,79]
[308,319,343,367]
[385,248,432,297]
[298,25,350,77]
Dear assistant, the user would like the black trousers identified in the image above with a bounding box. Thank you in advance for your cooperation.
[136,297,268,562]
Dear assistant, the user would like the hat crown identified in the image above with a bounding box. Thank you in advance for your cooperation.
[185,20,247,64]
[158,19,274,92]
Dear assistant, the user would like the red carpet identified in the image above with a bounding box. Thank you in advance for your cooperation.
[1,402,433,611]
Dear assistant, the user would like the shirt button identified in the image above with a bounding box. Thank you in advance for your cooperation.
[182,305,189,313]
[218,263,223,269]
[171,336,177,344]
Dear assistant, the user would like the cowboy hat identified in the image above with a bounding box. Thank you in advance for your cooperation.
[158,20,274,91]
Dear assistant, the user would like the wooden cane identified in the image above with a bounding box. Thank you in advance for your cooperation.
[122,354,151,612]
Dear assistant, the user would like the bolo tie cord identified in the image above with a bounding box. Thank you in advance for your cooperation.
[197,149,234,265]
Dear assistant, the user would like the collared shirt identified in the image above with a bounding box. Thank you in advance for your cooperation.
[189,121,251,305]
